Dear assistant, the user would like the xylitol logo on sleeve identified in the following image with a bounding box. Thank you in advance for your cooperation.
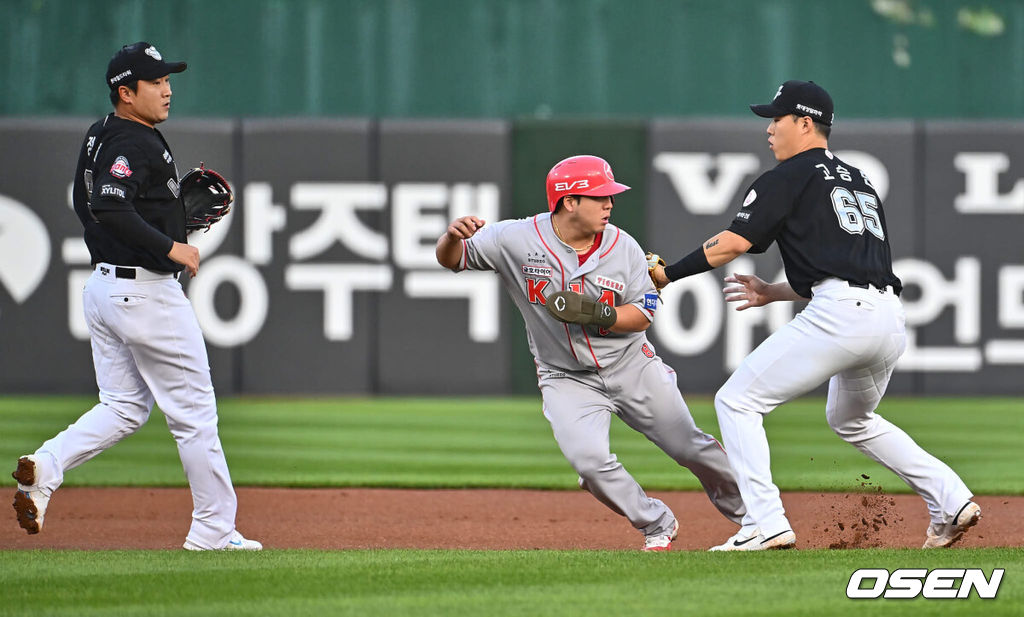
[846,568,1004,599]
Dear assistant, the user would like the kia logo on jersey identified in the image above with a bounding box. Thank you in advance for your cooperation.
[554,180,589,192]
[110,156,133,179]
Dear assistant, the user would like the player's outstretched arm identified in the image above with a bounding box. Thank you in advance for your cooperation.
[702,230,754,266]
[436,216,486,269]
[723,273,806,310]
[654,230,752,287]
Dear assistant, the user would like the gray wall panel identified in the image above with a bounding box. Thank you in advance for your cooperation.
[917,122,1024,394]
[0,119,95,393]
[3,118,1021,395]
[376,120,510,394]
[238,119,378,393]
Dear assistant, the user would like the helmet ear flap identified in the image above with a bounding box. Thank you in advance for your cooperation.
[551,195,572,214]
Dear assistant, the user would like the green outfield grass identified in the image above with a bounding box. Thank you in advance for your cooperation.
[1,396,1020,494]
[0,548,1020,616]
[2,395,1021,616]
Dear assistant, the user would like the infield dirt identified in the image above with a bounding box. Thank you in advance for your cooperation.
[2,488,1020,551]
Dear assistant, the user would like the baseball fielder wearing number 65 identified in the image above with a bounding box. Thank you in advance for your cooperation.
[649,80,979,551]
[437,155,753,551]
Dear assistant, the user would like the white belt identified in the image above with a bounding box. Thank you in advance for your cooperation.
[95,263,178,282]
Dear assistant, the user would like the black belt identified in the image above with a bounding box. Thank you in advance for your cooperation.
[848,281,899,297]
[96,264,177,280]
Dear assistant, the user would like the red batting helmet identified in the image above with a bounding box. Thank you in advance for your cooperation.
[545,155,631,212]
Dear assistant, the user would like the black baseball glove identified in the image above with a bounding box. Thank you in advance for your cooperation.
[545,290,617,328]
[180,164,233,233]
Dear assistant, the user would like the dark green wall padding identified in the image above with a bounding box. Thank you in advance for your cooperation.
[3,0,1023,120]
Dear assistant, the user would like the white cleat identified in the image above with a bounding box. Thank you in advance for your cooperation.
[923,501,981,549]
[709,527,761,551]
[709,528,796,551]
[12,455,50,535]
[642,519,679,552]
[184,530,263,551]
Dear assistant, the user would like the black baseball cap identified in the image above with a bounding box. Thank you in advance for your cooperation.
[106,42,187,90]
[750,80,834,126]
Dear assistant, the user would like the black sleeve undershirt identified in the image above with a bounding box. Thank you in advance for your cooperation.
[664,246,712,281]
[93,208,175,257]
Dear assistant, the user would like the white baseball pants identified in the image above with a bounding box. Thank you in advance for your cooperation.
[714,278,973,537]
[32,264,238,549]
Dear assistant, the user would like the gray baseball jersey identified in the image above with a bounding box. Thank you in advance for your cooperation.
[451,212,749,539]
[456,212,659,372]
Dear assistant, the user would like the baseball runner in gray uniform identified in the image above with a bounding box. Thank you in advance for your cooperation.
[436,155,750,551]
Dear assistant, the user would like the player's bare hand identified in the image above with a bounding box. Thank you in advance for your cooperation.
[652,264,670,289]
[723,273,771,310]
[446,216,486,240]
[168,241,200,278]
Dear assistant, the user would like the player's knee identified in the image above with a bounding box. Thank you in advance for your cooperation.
[574,459,603,479]
[166,416,219,444]
[107,401,152,431]
[826,411,877,441]
[715,380,774,421]
[714,385,749,416]
[573,453,618,480]
[125,412,150,432]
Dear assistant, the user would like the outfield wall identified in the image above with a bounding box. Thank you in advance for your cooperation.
[1,118,1022,395]
[4,0,1023,120]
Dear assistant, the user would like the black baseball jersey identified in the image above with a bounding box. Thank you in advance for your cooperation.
[727,147,902,298]
[73,113,185,272]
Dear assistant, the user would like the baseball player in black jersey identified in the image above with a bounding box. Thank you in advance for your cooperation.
[651,80,979,551]
[11,42,260,550]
